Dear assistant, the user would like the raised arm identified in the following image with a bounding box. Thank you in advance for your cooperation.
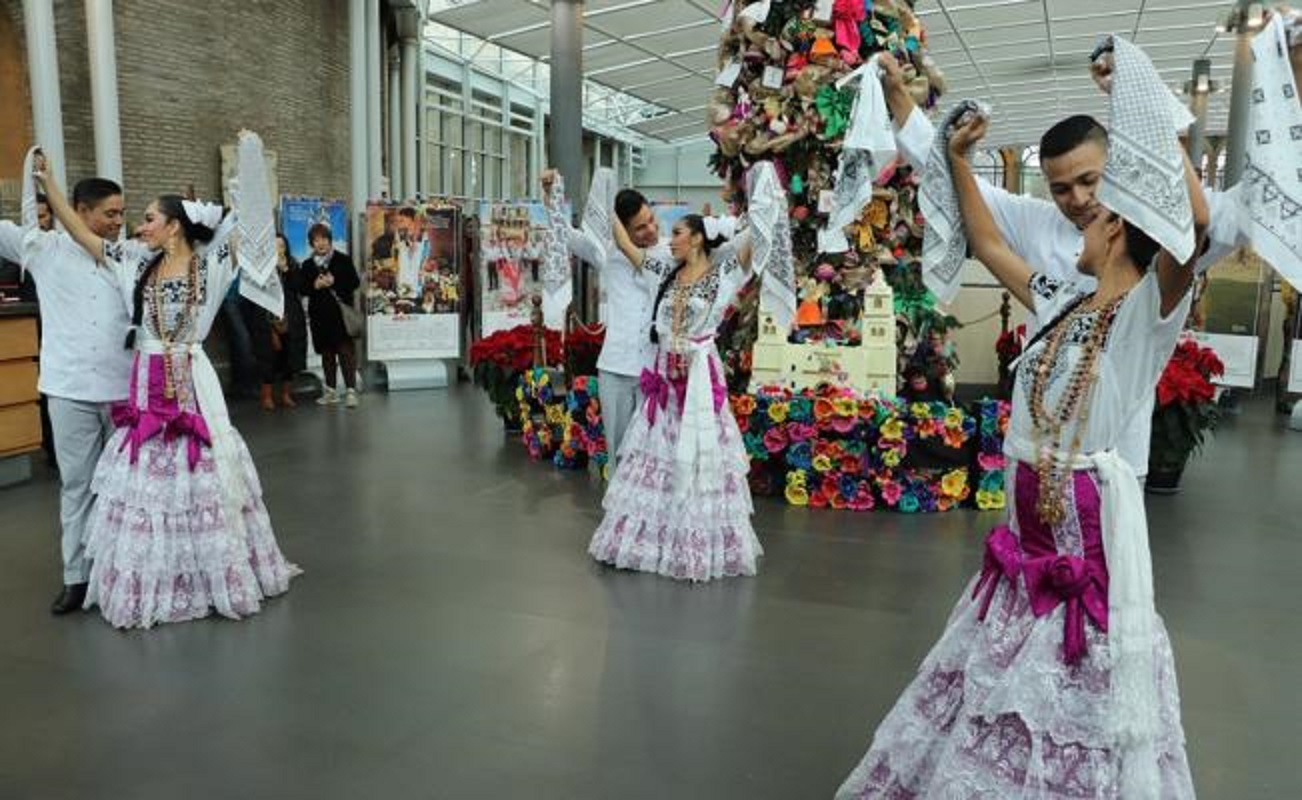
[947,116,1036,309]
[32,153,104,261]
[1153,150,1211,316]
[609,210,646,268]
[540,168,607,268]
[878,53,919,146]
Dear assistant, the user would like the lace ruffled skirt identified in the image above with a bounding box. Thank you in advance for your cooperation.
[836,465,1194,799]
[83,355,300,630]
[588,351,762,582]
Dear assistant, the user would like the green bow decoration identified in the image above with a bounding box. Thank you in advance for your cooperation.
[814,85,854,139]
[893,283,937,319]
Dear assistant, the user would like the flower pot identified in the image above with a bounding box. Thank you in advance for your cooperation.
[1145,463,1185,494]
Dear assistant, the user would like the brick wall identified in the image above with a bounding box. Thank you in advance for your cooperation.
[1,0,352,221]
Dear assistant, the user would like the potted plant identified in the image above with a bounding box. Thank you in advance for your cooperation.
[469,325,561,431]
[1147,337,1224,493]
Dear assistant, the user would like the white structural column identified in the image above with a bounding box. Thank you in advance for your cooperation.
[84,0,123,184]
[400,32,419,202]
[366,0,384,198]
[22,0,67,188]
[388,47,403,199]
[349,0,369,234]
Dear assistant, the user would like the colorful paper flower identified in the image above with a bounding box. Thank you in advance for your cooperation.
[768,401,790,424]
[880,418,905,441]
[941,468,969,499]
[732,394,757,417]
[880,479,903,506]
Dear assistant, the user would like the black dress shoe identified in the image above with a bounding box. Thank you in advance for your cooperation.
[51,583,88,615]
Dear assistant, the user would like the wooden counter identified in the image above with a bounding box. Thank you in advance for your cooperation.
[0,304,40,458]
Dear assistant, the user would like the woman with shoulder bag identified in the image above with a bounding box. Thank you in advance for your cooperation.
[301,222,361,407]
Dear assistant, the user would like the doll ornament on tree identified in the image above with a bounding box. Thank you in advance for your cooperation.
[709,0,958,395]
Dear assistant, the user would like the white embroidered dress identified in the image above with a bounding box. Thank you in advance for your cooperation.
[83,134,300,629]
[836,270,1196,798]
[587,251,763,582]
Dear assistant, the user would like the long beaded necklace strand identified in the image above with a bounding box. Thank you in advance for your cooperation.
[1027,292,1126,525]
[150,253,201,401]
[668,263,709,378]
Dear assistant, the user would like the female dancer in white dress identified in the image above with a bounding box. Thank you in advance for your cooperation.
[588,166,795,582]
[36,132,300,629]
[836,107,1208,797]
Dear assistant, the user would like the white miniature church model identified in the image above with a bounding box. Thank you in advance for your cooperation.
[750,272,896,396]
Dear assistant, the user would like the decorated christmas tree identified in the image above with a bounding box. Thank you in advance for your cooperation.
[708,0,959,396]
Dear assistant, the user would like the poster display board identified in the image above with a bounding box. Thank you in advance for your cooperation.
[280,197,350,259]
[363,202,463,361]
[1290,340,1302,394]
[479,201,549,336]
[1189,331,1259,389]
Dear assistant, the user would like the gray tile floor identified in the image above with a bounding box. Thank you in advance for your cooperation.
[0,385,1297,800]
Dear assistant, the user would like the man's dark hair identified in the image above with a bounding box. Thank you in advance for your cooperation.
[1039,115,1108,160]
[614,189,649,227]
[71,178,122,210]
[35,192,49,206]
[397,206,419,220]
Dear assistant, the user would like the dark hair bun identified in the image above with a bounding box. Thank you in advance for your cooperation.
[190,222,217,244]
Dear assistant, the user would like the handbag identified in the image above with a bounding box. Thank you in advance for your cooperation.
[334,292,364,337]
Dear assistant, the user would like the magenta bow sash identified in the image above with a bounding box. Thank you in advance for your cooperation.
[971,524,1022,621]
[639,367,683,427]
[110,353,212,471]
[1023,554,1108,665]
[111,403,212,471]
[639,350,727,426]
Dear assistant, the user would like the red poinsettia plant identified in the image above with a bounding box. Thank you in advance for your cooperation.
[470,326,563,424]
[469,324,608,425]
[1150,337,1224,472]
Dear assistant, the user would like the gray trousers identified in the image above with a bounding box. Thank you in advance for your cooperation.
[46,397,114,584]
[598,370,641,474]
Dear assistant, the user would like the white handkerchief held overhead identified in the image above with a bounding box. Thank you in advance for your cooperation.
[919,100,988,304]
[747,161,797,331]
[1096,35,1196,264]
[828,56,898,234]
[21,147,40,232]
[1235,15,1302,289]
[233,131,282,316]
[540,174,576,328]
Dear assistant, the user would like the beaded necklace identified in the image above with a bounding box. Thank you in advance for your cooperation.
[667,260,710,378]
[1027,292,1126,524]
[150,253,201,401]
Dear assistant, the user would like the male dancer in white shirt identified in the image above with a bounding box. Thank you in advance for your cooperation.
[0,172,134,614]
[876,53,1246,478]
[541,169,665,469]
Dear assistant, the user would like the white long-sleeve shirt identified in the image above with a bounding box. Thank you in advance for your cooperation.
[893,107,1244,476]
[0,222,136,403]
[563,223,663,377]
[561,216,753,378]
